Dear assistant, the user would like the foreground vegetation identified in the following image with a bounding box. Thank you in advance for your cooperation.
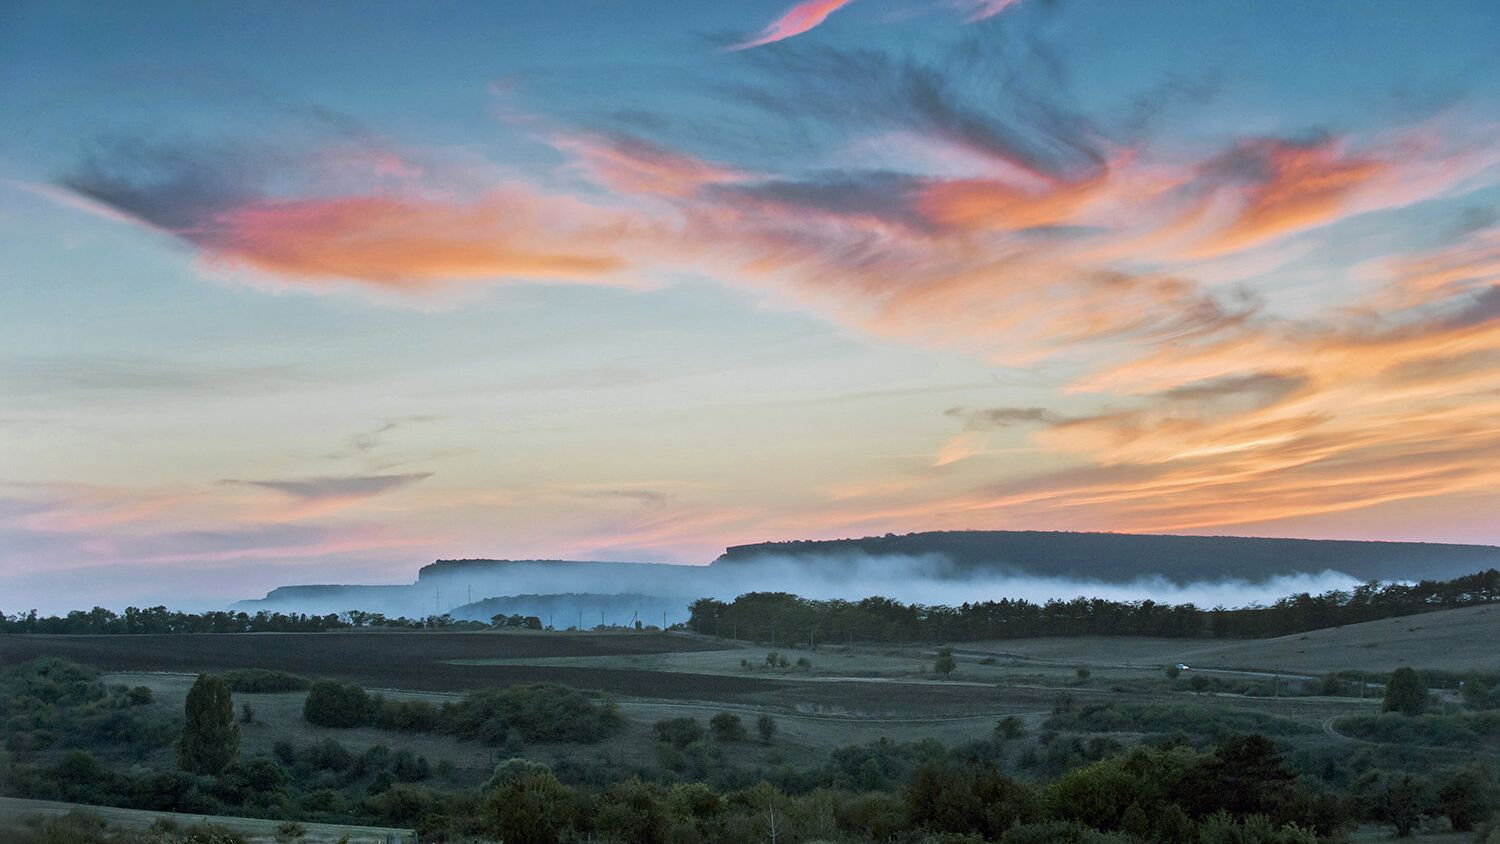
[5,654,1500,842]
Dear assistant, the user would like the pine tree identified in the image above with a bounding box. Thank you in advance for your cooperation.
[180,674,240,774]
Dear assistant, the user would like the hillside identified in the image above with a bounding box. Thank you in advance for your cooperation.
[1170,603,1500,674]
[718,530,1500,584]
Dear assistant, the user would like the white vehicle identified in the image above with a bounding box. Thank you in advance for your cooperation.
[1175,663,1190,671]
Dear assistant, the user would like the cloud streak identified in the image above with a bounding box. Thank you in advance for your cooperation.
[728,0,857,51]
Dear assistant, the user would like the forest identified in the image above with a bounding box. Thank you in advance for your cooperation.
[687,569,1500,644]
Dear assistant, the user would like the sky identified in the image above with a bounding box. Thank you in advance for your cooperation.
[4,0,1500,612]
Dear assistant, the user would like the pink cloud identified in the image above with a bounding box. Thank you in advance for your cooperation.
[729,0,857,51]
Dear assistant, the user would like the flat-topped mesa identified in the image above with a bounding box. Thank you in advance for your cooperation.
[416,559,710,598]
[714,530,1500,584]
[417,558,689,581]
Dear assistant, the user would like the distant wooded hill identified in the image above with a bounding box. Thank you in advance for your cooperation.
[716,531,1500,584]
[229,531,1500,616]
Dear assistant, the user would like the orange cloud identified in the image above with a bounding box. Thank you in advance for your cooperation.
[552,132,744,198]
[1186,139,1387,257]
[729,0,856,51]
[207,191,634,288]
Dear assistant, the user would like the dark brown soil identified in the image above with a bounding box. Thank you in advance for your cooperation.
[0,632,786,701]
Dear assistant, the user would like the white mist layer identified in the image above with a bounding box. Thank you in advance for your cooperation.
[707,553,1366,609]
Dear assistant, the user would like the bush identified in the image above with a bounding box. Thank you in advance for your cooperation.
[709,713,747,742]
[995,715,1025,740]
[906,760,1039,838]
[479,766,575,844]
[1044,702,1313,739]
[1383,667,1429,717]
[934,648,956,675]
[757,714,778,743]
[444,685,621,744]
[655,717,704,748]
[302,681,371,728]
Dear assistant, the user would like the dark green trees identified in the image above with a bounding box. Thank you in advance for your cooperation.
[709,712,747,742]
[1382,667,1428,716]
[303,679,372,727]
[179,674,240,774]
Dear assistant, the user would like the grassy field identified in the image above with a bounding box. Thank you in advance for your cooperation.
[0,796,415,843]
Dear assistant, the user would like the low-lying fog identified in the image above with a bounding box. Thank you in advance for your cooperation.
[250,552,1372,625]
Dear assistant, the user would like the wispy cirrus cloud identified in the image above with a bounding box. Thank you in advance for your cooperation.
[226,473,433,518]
[55,138,645,291]
[728,0,858,51]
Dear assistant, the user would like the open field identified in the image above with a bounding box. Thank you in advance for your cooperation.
[0,796,415,843]
[0,630,784,701]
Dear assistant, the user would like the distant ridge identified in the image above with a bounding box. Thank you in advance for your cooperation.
[716,530,1500,584]
[234,530,1500,616]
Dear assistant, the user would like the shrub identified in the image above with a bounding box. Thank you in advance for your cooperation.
[709,712,747,742]
[1436,765,1493,831]
[906,760,1039,838]
[479,766,576,844]
[1383,667,1429,716]
[934,648,956,675]
[757,714,778,743]
[995,715,1025,740]
[444,685,621,744]
[654,717,704,748]
[302,681,371,728]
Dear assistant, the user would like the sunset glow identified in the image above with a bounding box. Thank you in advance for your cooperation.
[4,0,1500,611]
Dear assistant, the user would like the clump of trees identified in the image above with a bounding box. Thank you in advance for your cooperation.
[687,569,1500,644]
[301,680,622,745]
[0,658,175,760]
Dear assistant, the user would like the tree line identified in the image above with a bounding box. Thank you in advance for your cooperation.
[0,606,463,635]
[687,569,1500,644]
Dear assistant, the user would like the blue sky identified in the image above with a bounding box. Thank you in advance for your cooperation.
[4,0,1500,611]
